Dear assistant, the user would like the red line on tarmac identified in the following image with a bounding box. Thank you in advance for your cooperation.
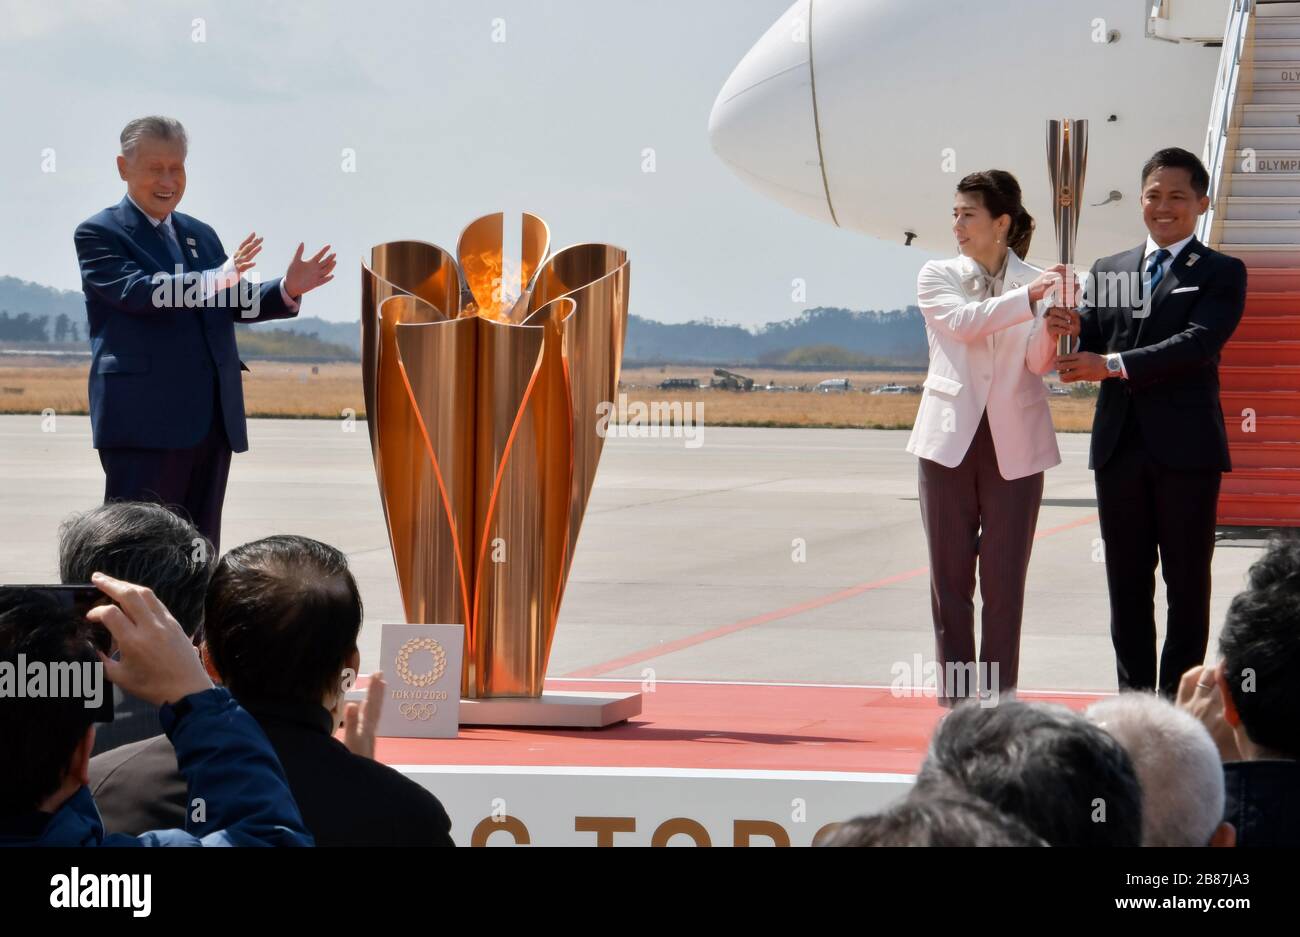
[564,512,1099,678]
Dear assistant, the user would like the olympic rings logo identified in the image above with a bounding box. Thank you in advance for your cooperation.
[399,702,437,721]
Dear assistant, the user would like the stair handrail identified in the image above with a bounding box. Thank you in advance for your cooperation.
[1198,0,1254,245]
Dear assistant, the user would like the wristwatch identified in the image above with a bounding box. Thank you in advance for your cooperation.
[1105,353,1123,377]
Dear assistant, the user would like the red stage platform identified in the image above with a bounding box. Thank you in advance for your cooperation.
[369,679,1109,845]
[375,679,1107,775]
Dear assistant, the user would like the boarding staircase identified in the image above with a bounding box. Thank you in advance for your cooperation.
[1193,0,1300,525]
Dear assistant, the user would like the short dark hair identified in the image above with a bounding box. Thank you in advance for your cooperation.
[1140,147,1209,199]
[203,536,363,705]
[0,592,99,816]
[916,700,1143,847]
[956,169,1035,259]
[59,502,213,638]
[1220,535,1300,757]
[818,784,1046,847]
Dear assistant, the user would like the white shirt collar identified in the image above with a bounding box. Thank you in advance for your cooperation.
[125,193,170,229]
[1144,233,1194,264]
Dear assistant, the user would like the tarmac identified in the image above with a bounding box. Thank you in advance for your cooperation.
[0,415,1267,693]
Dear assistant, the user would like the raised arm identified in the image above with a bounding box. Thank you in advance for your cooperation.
[87,573,311,848]
[917,261,1065,344]
[226,241,335,324]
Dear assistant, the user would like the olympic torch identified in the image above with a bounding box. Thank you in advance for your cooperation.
[1046,118,1088,357]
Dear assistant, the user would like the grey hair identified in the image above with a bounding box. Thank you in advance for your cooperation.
[58,502,214,638]
[1086,693,1225,847]
[120,116,188,159]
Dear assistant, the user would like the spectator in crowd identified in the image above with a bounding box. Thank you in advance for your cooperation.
[59,502,214,755]
[91,535,454,846]
[1086,693,1235,846]
[0,574,311,846]
[1178,536,1300,847]
[817,783,1046,846]
[914,699,1143,847]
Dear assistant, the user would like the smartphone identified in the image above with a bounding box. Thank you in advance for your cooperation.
[0,584,115,722]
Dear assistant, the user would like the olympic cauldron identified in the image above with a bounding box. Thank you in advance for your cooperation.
[361,213,629,701]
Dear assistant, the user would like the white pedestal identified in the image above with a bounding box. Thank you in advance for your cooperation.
[459,691,642,728]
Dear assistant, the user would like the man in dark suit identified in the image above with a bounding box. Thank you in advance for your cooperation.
[1054,147,1247,699]
[75,116,336,551]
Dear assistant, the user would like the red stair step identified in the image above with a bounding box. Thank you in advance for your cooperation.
[1245,269,1300,291]
[1218,365,1300,391]
[1221,389,1300,417]
[1222,341,1300,366]
[1234,315,1300,340]
[1227,414,1300,442]
[1229,441,1300,469]
[1217,513,1300,527]
[1218,493,1300,523]
[1244,293,1300,316]
[1222,468,1300,496]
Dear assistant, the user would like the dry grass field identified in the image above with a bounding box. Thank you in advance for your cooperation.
[0,357,1098,431]
[0,357,367,421]
[620,364,925,390]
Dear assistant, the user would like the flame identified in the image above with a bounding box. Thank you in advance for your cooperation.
[462,250,523,321]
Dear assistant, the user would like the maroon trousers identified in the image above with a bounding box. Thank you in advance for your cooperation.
[917,412,1043,704]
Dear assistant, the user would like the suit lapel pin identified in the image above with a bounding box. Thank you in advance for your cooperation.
[185,237,196,246]
[1186,253,1199,267]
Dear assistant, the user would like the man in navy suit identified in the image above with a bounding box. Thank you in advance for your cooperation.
[1053,148,1247,699]
[75,116,336,551]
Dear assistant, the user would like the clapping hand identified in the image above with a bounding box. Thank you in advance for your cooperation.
[342,671,386,760]
[231,232,263,276]
[1176,662,1242,763]
[284,242,337,299]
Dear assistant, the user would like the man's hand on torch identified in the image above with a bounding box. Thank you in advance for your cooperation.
[1045,307,1081,339]
[1056,352,1110,383]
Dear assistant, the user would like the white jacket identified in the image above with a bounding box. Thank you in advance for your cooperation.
[905,251,1061,480]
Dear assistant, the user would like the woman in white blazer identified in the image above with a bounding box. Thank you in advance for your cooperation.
[906,169,1074,706]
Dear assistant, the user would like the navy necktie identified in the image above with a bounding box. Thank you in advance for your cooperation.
[1146,248,1171,297]
[159,218,185,271]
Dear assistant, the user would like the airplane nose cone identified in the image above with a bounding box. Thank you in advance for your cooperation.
[707,0,835,226]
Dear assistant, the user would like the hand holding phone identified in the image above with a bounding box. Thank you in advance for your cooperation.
[86,572,214,707]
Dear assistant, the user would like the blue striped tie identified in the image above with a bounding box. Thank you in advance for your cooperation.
[1146,248,1171,297]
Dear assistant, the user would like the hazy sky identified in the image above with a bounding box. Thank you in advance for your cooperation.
[0,0,929,326]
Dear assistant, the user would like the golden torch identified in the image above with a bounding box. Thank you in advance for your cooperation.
[360,214,633,723]
[1046,118,1088,356]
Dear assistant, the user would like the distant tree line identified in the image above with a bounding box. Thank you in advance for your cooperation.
[235,328,358,362]
[0,311,82,342]
[623,306,928,366]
